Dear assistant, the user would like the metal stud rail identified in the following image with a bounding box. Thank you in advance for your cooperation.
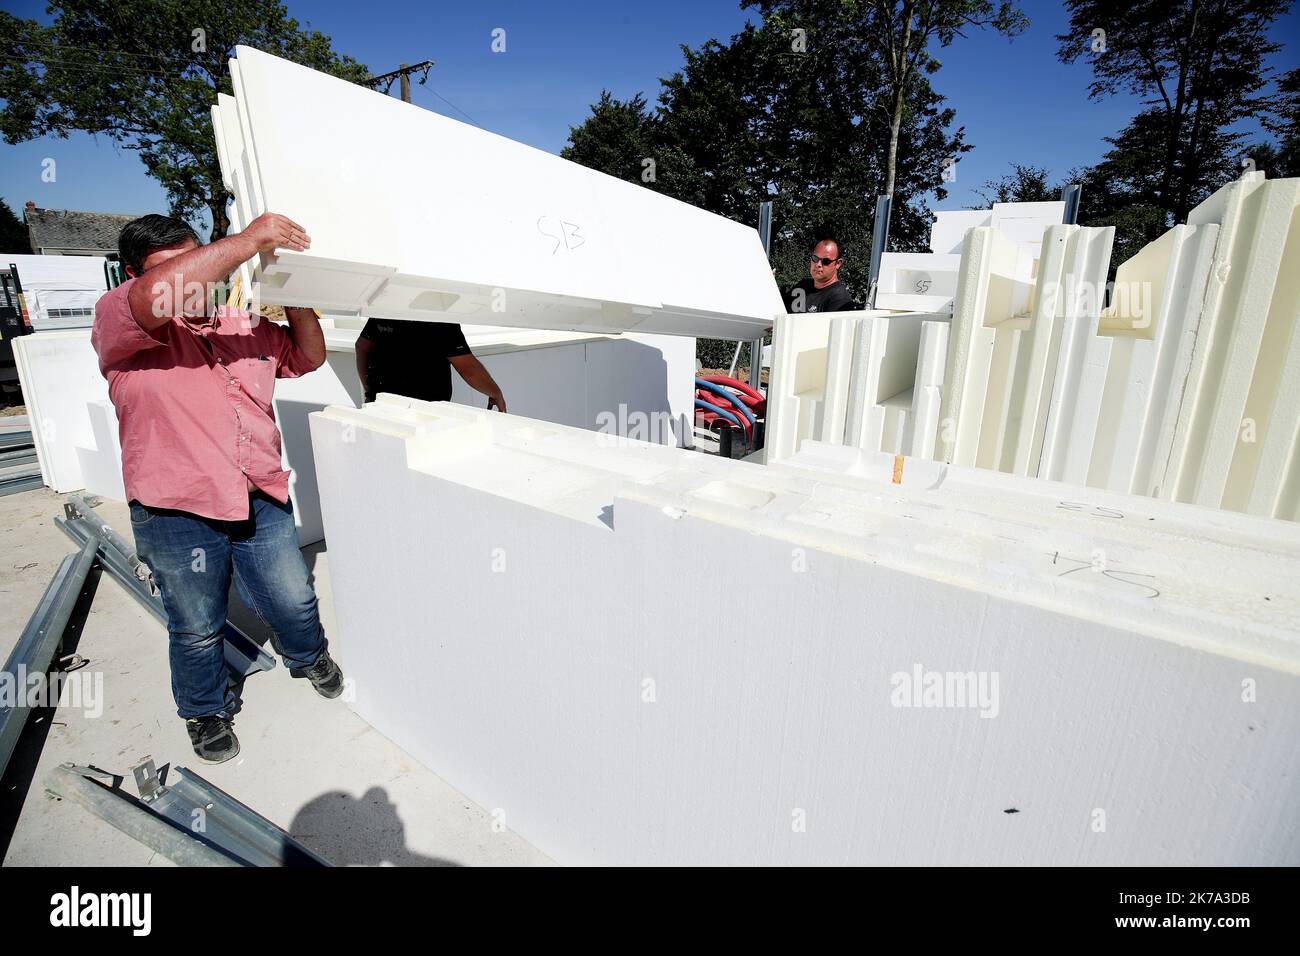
[46,758,331,866]
[0,538,98,782]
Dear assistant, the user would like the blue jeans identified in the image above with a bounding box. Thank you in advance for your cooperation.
[130,493,327,720]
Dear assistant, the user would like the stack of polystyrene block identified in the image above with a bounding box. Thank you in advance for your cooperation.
[309,395,1300,865]
[1003,225,1115,479]
[1154,173,1300,519]
[766,307,947,461]
[210,46,781,340]
[874,253,961,312]
[819,310,950,456]
[935,227,1037,467]
[12,330,113,493]
[874,202,1068,314]
[1086,224,1219,495]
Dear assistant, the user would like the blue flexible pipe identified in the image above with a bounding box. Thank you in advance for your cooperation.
[695,397,742,430]
[695,378,757,429]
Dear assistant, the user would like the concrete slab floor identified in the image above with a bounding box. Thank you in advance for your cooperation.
[1,487,552,867]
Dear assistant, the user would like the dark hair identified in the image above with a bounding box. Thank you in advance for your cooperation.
[118,214,200,276]
[812,237,844,258]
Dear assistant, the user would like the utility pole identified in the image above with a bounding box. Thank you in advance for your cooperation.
[362,60,435,102]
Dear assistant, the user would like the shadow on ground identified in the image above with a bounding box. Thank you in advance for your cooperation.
[289,786,462,866]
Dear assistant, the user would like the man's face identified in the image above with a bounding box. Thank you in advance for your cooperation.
[128,238,200,278]
[809,241,842,285]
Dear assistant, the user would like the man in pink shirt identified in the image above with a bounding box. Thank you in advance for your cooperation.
[92,211,344,763]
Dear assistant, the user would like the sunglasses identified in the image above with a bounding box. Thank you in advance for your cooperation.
[810,255,842,266]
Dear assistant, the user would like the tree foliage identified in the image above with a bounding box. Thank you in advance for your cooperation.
[972,163,1059,205]
[0,201,32,253]
[0,0,370,239]
[771,0,1028,199]
[562,7,972,305]
[1057,0,1288,229]
[1255,67,1300,177]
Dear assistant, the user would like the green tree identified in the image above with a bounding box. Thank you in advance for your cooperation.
[563,9,971,305]
[972,163,1059,205]
[0,201,32,253]
[563,91,704,207]
[1255,67,1300,177]
[0,0,370,240]
[745,0,1027,200]
[1057,0,1289,228]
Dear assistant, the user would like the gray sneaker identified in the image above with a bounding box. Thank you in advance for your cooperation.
[185,715,240,764]
[297,651,344,699]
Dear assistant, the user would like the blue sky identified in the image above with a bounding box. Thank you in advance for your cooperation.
[2,0,1296,230]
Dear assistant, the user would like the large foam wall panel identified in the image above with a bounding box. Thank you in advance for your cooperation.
[214,47,783,340]
[902,320,949,458]
[309,397,1300,865]
[1161,173,1273,505]
[840,312,944,454]
[1036,227,1116,484]
[1091,224,1218,496]
[765,310,839,461]
[12,330,113,492]
[74,400,126,501]
[998,225,1110,476]
[936,228,1034,466]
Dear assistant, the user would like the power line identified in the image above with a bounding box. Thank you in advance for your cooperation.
[9,44,482,129]
[427,87,479,126]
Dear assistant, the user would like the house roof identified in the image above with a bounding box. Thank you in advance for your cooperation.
[23,204,137,254]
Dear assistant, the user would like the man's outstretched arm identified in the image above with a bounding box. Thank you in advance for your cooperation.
[449,354,507,412]
[127,212,310,331]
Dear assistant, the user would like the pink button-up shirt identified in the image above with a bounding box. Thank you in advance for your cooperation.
[91,278,323,521]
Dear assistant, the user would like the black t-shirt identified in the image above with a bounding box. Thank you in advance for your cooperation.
[785,278,857,314]
[358,318,472,402]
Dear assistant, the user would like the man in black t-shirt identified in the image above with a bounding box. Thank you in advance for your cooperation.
[785,238,858,314]
[355,318,507,411]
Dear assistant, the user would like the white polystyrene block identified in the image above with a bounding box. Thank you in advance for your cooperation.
[765,310,842,461]
[937,228,1034,466]
[874,252,961,313]
[212,97,257,295]
[1036,228,1116,484]
[990,200,1067,259]
[1091,224,1218,496]
[308,398,1300,865]
[904,320,948,458]
[1193,179,1300,509]
[220,46,782,339]
[1160,172,1267,504]
[843,312,943,454]
[975,320,1024,470]
[1245,280,1300,518]
[74,399,125,501]
[12,330,112,492]
[818,317,858,444]
[1000,225,1077,475]
[1228,184,1300,515]
[842,315,887,449]
[929,210,990,254]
